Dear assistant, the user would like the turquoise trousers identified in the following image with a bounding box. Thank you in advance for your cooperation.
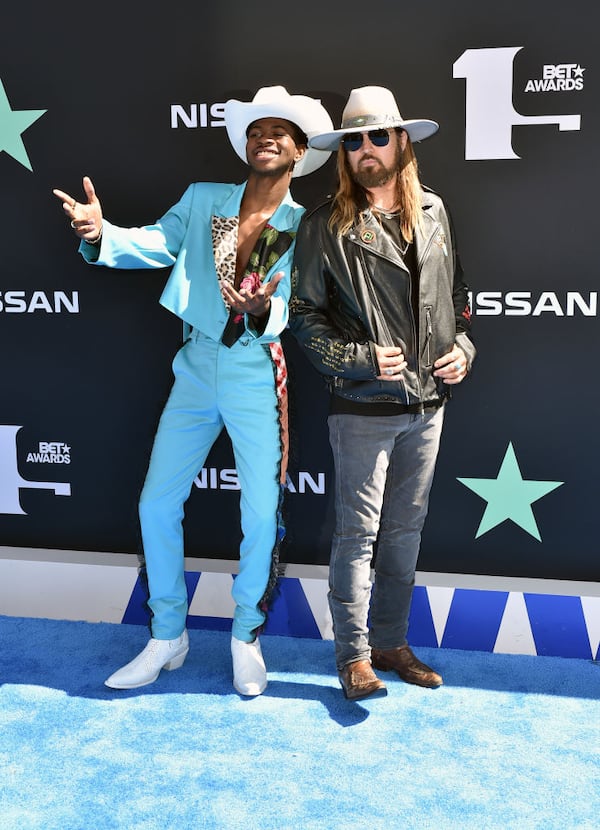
[138,329,284,642]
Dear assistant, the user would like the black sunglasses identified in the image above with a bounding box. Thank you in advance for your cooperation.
[341,129,391,152]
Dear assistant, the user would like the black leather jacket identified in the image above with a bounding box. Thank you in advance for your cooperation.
[289,187,475,407]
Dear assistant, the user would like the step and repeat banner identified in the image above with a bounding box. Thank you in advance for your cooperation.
[1,1,597,586]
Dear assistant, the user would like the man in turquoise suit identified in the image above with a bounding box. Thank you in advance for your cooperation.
[54,86,332,696]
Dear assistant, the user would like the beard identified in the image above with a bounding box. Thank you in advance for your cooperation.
[350,143,403,189]
[251,159,295,178]
[352,163,394,189]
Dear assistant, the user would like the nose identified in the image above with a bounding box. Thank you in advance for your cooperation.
[360,132,380,151]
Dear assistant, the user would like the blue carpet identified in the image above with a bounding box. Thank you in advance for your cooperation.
[0,616,598,829]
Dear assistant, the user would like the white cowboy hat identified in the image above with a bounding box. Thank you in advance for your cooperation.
[309,86,439,151]
[224,86,333,177]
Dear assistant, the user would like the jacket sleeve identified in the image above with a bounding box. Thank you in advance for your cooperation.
[289,211,379,380]
[445,202,476,371]
[78,186,194,269]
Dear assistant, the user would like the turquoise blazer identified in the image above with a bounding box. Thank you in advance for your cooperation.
[80,181,305,344]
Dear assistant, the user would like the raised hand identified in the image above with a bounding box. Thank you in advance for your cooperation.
[53,176,103,244]
[220,271,284,321]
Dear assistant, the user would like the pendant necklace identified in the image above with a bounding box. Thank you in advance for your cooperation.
[371,203,409,255]
[372,202,401,219]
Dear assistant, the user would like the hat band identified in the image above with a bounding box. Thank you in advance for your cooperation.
[341,113,402,129]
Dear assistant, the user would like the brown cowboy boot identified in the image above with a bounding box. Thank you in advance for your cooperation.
[371,645,443,688]
[338,659,387,701]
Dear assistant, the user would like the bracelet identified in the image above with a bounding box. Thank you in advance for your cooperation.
[85,226,103,246]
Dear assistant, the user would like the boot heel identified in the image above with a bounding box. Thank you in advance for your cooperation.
[164,649,188,671]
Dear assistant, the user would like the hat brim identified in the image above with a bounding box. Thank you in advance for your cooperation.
[309,119,439,152]
[224,96,333,177]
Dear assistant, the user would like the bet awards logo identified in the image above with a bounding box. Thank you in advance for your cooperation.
[453,47,583,160]
[26,441,71,464]
[0,425,71,515]
[524,63,585,93]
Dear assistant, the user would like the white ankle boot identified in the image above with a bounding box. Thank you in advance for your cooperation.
[231,635,267,696]
[105,630,189,689]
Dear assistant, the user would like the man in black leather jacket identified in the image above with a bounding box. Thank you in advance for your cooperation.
[289,86,475,700]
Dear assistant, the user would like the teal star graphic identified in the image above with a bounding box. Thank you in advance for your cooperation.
[0,79,46,171]
[457,442,563,541]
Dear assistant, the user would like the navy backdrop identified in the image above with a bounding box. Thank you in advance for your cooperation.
[1,1,597,581]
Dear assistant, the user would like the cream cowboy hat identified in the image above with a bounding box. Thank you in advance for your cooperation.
[309,86,439,151]
[224,86,333,177]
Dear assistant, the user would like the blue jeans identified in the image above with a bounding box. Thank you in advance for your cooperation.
[138,330,283,643]
[327,407,445,670]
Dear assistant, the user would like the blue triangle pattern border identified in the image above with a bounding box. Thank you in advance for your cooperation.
[120,571,598,660]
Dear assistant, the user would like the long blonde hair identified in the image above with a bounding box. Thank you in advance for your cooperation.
[328,131,423,243]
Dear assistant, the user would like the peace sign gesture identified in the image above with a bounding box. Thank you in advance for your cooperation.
[53,176,103,244]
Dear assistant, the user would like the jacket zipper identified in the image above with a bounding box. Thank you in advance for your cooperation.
[424,305,433,368]
[417,222,441,416]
